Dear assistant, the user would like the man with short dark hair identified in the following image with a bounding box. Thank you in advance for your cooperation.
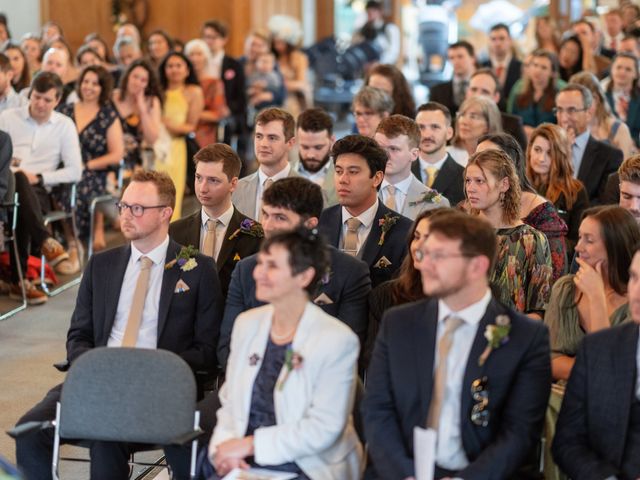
[603,154,640,220]
[363,210,551,480]
[480,24,522,108]
[319,134,412,288]
[429,41,476,117]
[232,107,298,220]
[170,143,263,297]
[219,176,371,367]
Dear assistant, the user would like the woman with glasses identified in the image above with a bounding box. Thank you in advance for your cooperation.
[207,228,363,479]
[447,96,502,167]
[507,50,559,138]
[352,86,394,138]
[605,53,640,148]
[465,148,553,317]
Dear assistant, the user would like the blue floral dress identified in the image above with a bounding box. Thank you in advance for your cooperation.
[59,102,118,239]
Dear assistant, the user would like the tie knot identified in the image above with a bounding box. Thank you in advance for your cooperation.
[139,256,153,270]
[444,315,464,334]
[264,178,274,189]
[346,217,362,232]
[386,185,396,195]
[206,218,217,232]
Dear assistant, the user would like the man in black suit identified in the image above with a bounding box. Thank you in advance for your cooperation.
[219,176,371,368]
[556,83,623,204]
[413,102,465,205]
[552,248,640,479]
[319,134,412,288]
[14,170,223,480]
[362,211,551,479]
[480,23,522,110]
[170,144,263,297]
[429,40,476,118]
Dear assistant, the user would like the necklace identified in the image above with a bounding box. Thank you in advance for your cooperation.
[271,325,297,341]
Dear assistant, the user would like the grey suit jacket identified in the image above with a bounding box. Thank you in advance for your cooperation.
[397,175,450,220]
[231,167,300,220]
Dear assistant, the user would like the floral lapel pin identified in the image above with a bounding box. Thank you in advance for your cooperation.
[378,213,400,246]
[478,314,511,366]
[165,245,198,272]
[408,189,445,207]
[277,345,303,390]
[249,353,261,366]
[228,219,264,240]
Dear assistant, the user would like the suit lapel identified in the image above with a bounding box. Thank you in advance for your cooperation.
[432,156,455,194]
[103,246,131,340]
[577,136,597,183]
[157,240,182,338]
[360,203,386,265]
[417,300,439,423]
[411,161,423,183]
[217,207,242,269]
[184,211,202,248]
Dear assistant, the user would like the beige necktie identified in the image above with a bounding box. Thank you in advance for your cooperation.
[258,178,274,222]
[343,217,362,256]
[203,218,218,259]
[385,185,397,210]
[122,256,154,347]
[426,315,465,430]
[425,166,438,188]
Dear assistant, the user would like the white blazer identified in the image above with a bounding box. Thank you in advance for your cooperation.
[210,302,363,480]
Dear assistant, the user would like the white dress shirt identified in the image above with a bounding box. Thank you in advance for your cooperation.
[107,236,170,349]
[297,161,331,187]
[380,174,412,212]
[434,289,492,470]
[255,163,291,220]
[0,87,27,113]
[0,105,82,186]
[200,204,233,261]
[340,199,378,255]
[209,50,224,79]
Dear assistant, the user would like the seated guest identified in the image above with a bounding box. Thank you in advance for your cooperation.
[112,35,142,69]
[477,132,568,280]
[208,228,363,479]
[556,83,623,204]
[527,123,589,255]
[558,36,584,83]
[170,143,262,298]
[365,63,416,118]
[146,29,173,70]
[75,45,104,69]
[570,70,636,159]
[605,52,640,148]
[465,148,553,317]
[572,18,612,79]
[374,114,450,220]
[21,33,42,77]
[447,95,502,167]
[545,206,638,381]
[37,46,76,106]
[480,23,522,109]
[0,52,26,112]
[508,49,560,138]
[219,177,370,368]
[4,42,30,94]
[14,170,223,480]
[362,210,551,479]
[429,40,476,117]
[352,86,393,138]
[413,102,465,205]
[291,108,338,206]
[534,16,561,54]
[552,245,640,479]
[319,134,412,288]
[614,155,640,222]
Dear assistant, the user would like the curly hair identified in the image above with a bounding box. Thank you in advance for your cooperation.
[365,64,416,117]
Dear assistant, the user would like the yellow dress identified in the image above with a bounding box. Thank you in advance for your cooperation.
[160,88,188,220]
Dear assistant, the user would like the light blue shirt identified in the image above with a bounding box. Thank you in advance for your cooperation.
[571,130,590,179]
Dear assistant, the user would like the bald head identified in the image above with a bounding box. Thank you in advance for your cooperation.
[41,48,69,78]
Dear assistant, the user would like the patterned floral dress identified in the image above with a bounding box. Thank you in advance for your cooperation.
[491,223,553,314]
[59,102,118,239]
[523,201,569,282]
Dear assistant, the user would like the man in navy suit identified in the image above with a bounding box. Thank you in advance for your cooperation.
[552,248,640,479]
[362,211,551,479]
[219,176,371,368]
[14,170,223,480]
[319,134,412,288]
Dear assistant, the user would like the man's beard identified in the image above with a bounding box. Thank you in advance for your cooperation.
[300,152,331,174]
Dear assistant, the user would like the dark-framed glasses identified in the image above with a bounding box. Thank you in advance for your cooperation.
[552,107,587,116]
[471,376,489,427]
[115,202,168,217]
[414,249,471,263]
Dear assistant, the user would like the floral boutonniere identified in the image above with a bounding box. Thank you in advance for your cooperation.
[228,219,264,240]
[409,189,444,207]
[478,315,511,366]
[277,345,304,391]
[165,245,199,272]
[378,213,400,246]
[249,353,261,366]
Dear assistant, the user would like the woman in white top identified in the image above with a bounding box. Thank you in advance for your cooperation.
[209,228,363,479]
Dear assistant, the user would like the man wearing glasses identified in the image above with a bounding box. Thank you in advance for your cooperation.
[555,83,622,204]
[362,210,551,480]
[14,170,223,480]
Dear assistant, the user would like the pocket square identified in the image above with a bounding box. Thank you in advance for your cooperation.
[313,293,334,305]
[174,279,190,293]
[374,256,392,269]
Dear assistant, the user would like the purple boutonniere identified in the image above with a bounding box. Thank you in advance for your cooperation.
[249,353,261,366]
[378,213,399,246]
[228,219,264,240]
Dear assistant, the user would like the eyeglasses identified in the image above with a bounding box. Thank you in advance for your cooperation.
[456,111,486,122]
[471,376,489,427]
[414,249,471,263]
[552,107,588,116]
[353,109,378,118]
[115,202,167,217]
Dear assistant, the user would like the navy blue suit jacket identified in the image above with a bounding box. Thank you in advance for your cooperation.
[66,239,223,372]
[318,203,412,289]
[218,245,371,368]
[578,135,623,204]
[362,296,551,480]
[553,321,639,479]
[411,153,465,206]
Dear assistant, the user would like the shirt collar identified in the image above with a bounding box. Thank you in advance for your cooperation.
[201,203,234,228]
[341,199,379,229]
[490,53,512,68]
[258,163,291,185]
[574,129,590,149]
[381,173,413,195]
[24,104,57,126]
[419,153,448,171]
[130,235,170,267]
[437,289,492,326]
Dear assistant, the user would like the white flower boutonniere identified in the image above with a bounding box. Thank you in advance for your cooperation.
[408,189,445,207]
[478,315,511,366]
[165,245,199,272]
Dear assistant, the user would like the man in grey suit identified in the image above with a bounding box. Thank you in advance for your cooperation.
[231,107,297,220]
[375,114,450,220]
